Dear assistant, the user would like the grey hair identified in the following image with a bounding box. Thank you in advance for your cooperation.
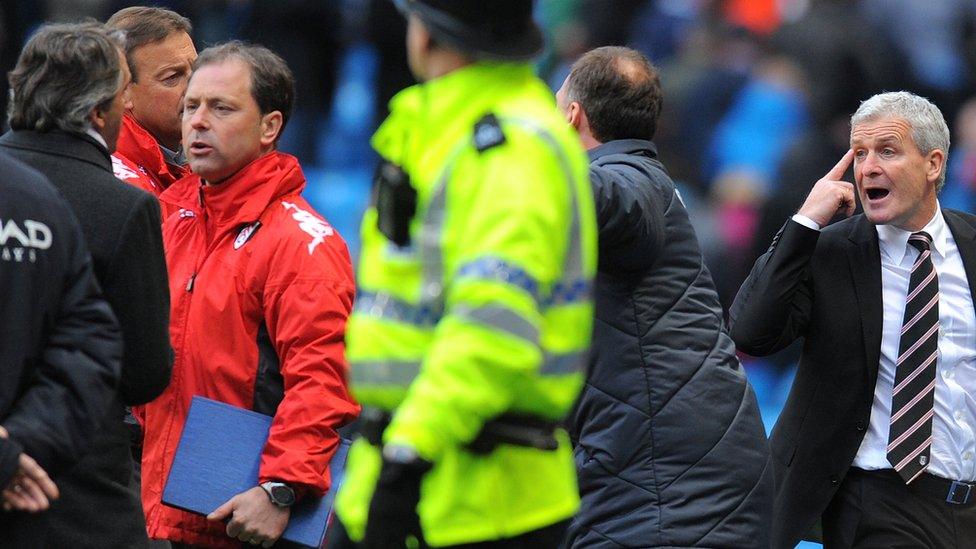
[7,22,126,134]
[851,91,950,190]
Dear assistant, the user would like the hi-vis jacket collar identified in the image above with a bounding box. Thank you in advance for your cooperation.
[373,62,538,171]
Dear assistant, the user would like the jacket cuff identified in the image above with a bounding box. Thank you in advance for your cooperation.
[0,437,24,488]
[781,216,822,248]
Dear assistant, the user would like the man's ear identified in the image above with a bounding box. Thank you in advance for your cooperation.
[89,106,108,132]
[567,101,585,131]
[259,111,284,148]
[925,148,946,187]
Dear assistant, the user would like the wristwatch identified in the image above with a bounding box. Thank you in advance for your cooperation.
[260,481,296,507]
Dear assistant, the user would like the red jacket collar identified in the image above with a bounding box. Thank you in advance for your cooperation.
[162,151,306,228]
[116,113,188,189]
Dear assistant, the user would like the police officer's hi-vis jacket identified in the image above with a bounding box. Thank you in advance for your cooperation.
[335,62,598,546]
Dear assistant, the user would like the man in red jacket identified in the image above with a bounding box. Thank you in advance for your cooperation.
[106,6,195,201]
[142,41,359,548]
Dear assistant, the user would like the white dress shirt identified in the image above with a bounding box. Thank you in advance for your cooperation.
[827,207,976,482]
[793,211,976,480]
[84,127,108,151]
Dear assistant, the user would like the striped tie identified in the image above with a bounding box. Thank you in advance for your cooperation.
[887,231,939,484]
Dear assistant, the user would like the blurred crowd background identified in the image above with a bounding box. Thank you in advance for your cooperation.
[1,2,975,543]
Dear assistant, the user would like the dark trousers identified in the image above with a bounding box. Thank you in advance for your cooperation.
[326,518,569,549]
[822,468,976,548]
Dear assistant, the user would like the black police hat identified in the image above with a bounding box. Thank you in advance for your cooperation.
[394,0,544,61]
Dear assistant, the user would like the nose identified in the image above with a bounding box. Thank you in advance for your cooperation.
[187,105,209,131]
[857,151,882,179]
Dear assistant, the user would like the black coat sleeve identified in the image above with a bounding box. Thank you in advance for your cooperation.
[728,218,819,356]
[3,208,122,477]
[591,165,665,273]
[103,193,172,405]
[0,437,24,488]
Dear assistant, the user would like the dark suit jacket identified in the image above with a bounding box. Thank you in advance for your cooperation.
[0,130,172,548]
[729,210,976,549]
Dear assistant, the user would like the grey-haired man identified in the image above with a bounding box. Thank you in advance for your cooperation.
[732,91,976,548]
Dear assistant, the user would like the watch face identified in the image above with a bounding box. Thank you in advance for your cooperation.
[270,484,295,506]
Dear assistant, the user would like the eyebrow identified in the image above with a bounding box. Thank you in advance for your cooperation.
[185,95,238,105]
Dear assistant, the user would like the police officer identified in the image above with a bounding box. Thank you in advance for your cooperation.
[332,1,598,547]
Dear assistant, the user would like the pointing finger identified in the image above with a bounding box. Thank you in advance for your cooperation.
[825,149,855,181]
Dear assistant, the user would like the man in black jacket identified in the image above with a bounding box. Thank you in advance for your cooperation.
[555,46,773,548]
[0,151,122,545]
[0,22,172,547]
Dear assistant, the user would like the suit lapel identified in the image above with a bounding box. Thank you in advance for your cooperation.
[944,209,976,306]
[847,216,883,387]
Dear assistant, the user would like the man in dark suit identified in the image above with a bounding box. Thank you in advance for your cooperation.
[731,91,976,548]
[0,22,172,547]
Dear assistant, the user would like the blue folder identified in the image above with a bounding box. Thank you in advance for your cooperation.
[162,396,350,548]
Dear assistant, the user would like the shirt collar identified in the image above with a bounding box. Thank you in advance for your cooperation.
[84,127,107,151]
[876,202,947,265]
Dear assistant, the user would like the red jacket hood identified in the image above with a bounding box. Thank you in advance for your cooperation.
[162,151,306,229]
[116,113,189,189]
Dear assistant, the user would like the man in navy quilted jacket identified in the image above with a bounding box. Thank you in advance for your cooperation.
[556,46,774,548]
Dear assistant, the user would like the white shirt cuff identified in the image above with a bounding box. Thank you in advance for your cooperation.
[792,214,821,231]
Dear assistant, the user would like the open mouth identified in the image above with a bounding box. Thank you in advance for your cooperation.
[866,188,890,200]
[189,141,212,155]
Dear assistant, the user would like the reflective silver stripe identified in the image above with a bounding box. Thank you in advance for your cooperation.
[454,304,540,345]
[418,180,447,305]
[351,359,421,386]
[418,144,467,308]
[541,351,586,376]
[352,351,582,387]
